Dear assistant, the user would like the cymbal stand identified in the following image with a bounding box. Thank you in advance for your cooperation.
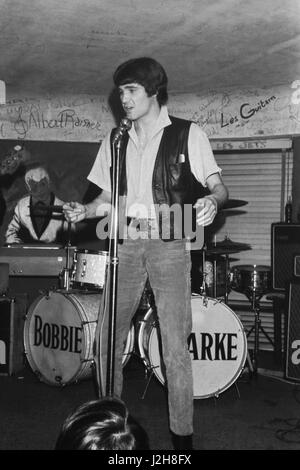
[212,253,230,304]
[246,288,274,375]
[62,222,73,291]
[224,254,230,305]
[200,247,208,296]
[213,257,217,298]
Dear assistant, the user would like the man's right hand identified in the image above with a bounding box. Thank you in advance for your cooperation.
[63,201,86,223]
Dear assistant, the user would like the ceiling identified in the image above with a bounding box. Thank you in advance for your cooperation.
[1,0,300,97]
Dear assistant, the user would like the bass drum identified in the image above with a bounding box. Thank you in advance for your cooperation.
[138,295,247,399]
[23,290,134,386]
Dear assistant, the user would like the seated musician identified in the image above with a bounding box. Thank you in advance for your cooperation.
[5,166,70,245]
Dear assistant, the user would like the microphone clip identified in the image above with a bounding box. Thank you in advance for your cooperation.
[112,118,132,145]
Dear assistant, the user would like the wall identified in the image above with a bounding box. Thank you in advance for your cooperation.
[0,81,299,246]
[0,82,299,142]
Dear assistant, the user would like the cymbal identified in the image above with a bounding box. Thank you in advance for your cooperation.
[221,199,248,210]
[205,247,241,255]
[221,210,248,217]
[206,236,251,254]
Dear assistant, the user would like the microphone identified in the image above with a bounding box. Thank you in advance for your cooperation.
[112,118,132,144]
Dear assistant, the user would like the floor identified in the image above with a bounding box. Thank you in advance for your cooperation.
[1,346,300,453]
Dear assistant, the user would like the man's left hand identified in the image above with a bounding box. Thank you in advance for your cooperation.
[194,196,218,226]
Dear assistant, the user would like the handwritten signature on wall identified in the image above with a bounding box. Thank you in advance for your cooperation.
[13,106,103,138]
[220,95,276,129]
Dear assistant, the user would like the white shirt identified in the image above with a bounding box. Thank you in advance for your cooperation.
[88,106,221,218]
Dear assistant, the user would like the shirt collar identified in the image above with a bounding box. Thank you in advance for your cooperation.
[128,105,171,142]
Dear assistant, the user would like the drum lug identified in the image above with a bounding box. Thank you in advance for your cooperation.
[81,320,97,326]
[202,295,209,307]
[54,375,66,386]
[71,259,77,282]
[81,259,87,278]
[38,289,52,299]
[81,358,94,365]
[33,369,43,382]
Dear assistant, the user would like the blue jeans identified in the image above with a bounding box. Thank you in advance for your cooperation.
[95,238,194,435]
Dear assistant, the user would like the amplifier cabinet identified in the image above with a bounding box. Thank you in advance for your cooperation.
[271,223,300,291]
[294,255,300,277]
[0,294,27,375]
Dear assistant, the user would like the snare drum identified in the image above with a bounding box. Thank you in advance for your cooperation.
[71,249,109,289]
[138,296,247,399]
[230,264,271,296]
[23,291,134,386]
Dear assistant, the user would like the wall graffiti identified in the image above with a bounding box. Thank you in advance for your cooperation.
[0,95,115,142]
[0,83,299,142]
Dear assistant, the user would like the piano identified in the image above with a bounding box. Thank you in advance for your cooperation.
[0,244,74,277]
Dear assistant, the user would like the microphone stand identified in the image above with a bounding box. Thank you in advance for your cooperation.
[94,118,131,398]
[105,136,122,396]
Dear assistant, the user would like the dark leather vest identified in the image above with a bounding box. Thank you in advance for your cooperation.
[110,115,207,240]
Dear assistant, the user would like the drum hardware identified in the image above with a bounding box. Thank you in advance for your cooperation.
[61,222,74,291]
[195,237,252,304]
[138,278,154,310]
[136,307,165,400]
[230,264,273,375]
[30,207,74,291]
[246,291,274,376]
[81,358,95,364]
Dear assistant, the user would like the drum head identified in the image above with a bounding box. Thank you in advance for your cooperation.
[190,296,247,398]
[24,291,101,386]
[138,297,247,399]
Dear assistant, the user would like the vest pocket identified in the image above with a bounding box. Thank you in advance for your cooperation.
[169,162,187,188]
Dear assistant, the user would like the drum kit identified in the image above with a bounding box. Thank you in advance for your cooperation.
[22,199,273,398]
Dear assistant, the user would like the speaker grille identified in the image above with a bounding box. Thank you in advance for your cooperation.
[271,224,300,291]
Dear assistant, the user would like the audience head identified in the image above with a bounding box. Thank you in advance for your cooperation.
[54,397,149,450]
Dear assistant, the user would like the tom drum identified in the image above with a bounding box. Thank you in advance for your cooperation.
[71,249,109,289]
[230,264,271,297]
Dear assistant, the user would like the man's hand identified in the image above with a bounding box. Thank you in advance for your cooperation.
[63,201,86,223]
[194,195,218,226]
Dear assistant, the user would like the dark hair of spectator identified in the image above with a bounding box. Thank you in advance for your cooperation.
[54,397,149,450]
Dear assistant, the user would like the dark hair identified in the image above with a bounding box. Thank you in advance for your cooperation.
[54,397,149,450]
[113,57,168,106]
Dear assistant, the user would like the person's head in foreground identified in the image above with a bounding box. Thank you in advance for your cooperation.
[54,396,149,450]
